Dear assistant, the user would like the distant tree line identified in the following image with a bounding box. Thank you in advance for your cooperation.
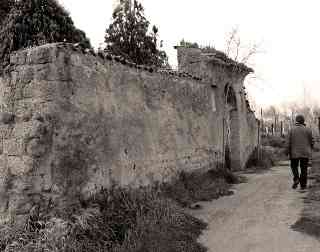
[261,103,320,136]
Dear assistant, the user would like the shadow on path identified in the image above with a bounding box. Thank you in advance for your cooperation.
[189,158,320,252]
[291,152,320,240]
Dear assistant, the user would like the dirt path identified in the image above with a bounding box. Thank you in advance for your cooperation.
[189,164,320,252]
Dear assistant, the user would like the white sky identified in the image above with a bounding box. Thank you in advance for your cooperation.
[59,0,320,109]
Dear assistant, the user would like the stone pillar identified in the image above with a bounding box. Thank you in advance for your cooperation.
[174,46,202,75]
[229,109,241,170]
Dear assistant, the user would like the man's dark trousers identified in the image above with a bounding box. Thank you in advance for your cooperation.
[290,158,309,188]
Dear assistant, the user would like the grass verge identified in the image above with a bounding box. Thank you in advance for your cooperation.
[163,168,238,207]
[0,167,238,252]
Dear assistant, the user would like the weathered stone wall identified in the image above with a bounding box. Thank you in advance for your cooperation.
[175,46,259,169]
[0,43,258,224]
[0,44,225,224]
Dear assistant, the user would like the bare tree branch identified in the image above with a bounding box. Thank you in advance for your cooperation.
[224,26,263,65]
[225,27,238,57]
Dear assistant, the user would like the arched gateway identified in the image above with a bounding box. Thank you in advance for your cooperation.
[224,84,241,170]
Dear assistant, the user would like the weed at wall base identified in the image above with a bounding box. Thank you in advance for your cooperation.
[162,167,237,207]
[246,146,275,170]
[0,167,239,252]
[0,188,206,252]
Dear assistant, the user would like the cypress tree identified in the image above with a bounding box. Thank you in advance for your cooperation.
[105,0,168,67]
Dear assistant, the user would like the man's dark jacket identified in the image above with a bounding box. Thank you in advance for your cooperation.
[286,123,314,159]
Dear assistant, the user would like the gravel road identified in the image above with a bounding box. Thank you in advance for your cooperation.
[189,165,320,252]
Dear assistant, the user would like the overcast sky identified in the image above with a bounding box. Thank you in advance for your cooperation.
[59,0,320,110]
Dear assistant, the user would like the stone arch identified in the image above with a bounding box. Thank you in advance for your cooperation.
[223,84,240,170]
[224,84,237,109]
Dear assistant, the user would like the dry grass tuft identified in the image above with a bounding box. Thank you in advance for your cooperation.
[246,146,275,170]
[0,186,208,252]
[163,168,236,207]
[0,166,240,252]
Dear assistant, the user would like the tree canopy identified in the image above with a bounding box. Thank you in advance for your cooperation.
[105,0,168,67]
[0,0,91,71]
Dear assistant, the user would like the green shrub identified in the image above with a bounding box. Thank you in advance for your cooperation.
[246,146,275,169]
[261,135,286,149]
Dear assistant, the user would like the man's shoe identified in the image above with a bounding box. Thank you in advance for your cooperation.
[299,187,307,193]
[292,181,299,189]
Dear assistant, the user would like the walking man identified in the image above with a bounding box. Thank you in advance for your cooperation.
[286,114,314,190]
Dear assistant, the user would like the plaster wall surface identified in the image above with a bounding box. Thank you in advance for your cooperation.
[0,44,225,223]
[0,43,258,223]
[176,46,259,169]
